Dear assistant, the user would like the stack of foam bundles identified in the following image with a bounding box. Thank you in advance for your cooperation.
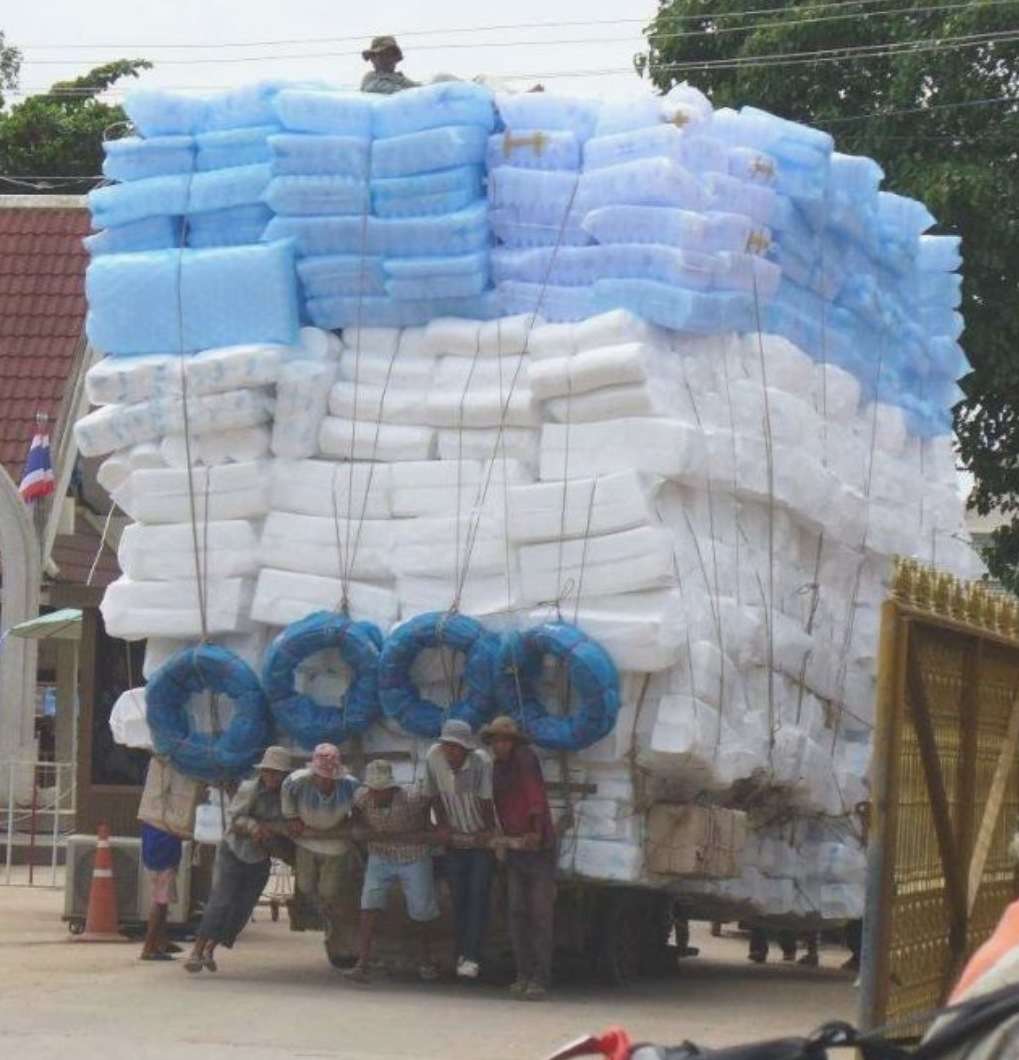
[83,79,982,921]
[86,83,302,356]
[265,82,495,328]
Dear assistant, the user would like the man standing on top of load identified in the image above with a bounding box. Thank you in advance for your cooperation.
[282,743,360,953]
[361,36,419,95]
[482,716,557,1001]
[343,759,441,984]
[424,719,496,982]
[184,745,294,974]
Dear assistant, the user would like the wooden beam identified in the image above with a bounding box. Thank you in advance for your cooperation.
[955,641,982,896]
[967,687,1019,915]
[906,638,969,966]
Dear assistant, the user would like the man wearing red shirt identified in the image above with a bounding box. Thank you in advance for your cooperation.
[481,716,556,1001]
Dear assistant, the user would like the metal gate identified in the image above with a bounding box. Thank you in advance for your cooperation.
[860,559,1019,1033]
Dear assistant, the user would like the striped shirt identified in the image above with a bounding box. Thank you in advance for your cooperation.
[354,786,432,863]
[423,744,493,835]
[281,768,359,856]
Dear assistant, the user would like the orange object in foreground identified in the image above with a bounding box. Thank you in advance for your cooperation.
[73,823,125,943]
[950,898,1019,1001]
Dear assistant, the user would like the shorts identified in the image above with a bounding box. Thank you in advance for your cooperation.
[146,867,178,907]
[360,854,439,922]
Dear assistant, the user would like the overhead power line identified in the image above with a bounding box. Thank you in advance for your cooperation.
[18,0,1019,66]
[15,0,919,50]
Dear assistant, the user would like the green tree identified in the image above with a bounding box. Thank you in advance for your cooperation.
[642,0,1019,585]
[0,30,20,109]
[0,58,152,194]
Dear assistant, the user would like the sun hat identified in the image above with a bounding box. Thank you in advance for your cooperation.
[364,759,398,791]
[255,746,292,773]
[363,35,403,62]
[310,743,342,780]
[439,718,476,751]
[480,716,530,745]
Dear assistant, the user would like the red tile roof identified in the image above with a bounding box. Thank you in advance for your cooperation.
[0,200,90,484]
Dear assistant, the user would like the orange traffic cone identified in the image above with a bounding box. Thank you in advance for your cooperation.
[73,823,126,943]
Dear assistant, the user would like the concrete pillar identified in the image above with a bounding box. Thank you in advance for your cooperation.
[54,640,78,767]
[0,463,41,769]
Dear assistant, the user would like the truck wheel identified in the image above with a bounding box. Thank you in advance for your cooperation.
[596,893,642,986]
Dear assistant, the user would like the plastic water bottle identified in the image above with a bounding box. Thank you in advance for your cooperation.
[371,124,489,179]
[269,133,371,178]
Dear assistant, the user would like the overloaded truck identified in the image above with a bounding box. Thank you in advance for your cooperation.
[89,77,977,979]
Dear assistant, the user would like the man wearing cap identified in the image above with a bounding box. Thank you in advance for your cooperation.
[281,743,360,951]
[345,759,441,984]
[423,719,495,981]
[185,746,294,974]
[482,716,557,1001]
[361,36,419,95]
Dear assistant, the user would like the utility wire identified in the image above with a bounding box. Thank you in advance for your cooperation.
[15,0,928,50]
[19,0,1016,66]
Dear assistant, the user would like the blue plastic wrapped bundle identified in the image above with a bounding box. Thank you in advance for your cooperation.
[262,611,382,749]
[489,208,591,249]
[274,89,375,136]
[371,165,483,218]
[928,337,970,379]
[189,163,273,214]
[298,254,387,298]
[187,204,273,247]
[593,279,758,334]
[487,129,581,172]
[269,133,371,177]
[83,216,183,257]
[498,280,597,323]
[124,89,209,136]
[90,174,191,229]
[263,174,370,216]
[494,623,620,752]
[195,125,279,170]
[578,157,707,212]
[372,81,495,139]
[383,251,490,300]
[370,124,489,179]
[583,205,762,255]
[490,166,579,214]
[102,135,195,182]
[583,124,686,172]
[146,644,270,782]
[703,172,780,227]
[85,240,300,355]
[307,292,496,329]
[917,235,962,273]
[201,81,295,131]
[496,92,599,142]
[265,202,489,258]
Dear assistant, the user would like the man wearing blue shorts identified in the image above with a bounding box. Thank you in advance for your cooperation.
[344,760,440,984]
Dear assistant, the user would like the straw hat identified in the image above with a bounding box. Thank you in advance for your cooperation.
[439,719,476,751]
[255,746,292,773]
[480,716,530,745]
[364,759,398,791]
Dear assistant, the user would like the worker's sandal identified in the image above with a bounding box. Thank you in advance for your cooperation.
[184,955,204,973]
[524,982,548,1002]
[343,964,371,984]
[203,957,218,973]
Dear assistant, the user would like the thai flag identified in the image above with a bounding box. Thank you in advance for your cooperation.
[19,432,56,503]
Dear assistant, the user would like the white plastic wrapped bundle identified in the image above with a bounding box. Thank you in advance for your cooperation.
[109,688,154,750]
[118,520,259,581]
[328,381,428,426]
[101,575,255,640]
[273,360,338,459]
[436,426,540,468]
[113,460,271,524]
[319,416,435,462]
[75,388,273,458]
[161,425,272,468]
[540,418,704,481]
[270,459,392,519]
[251,568,398,628]
[528,342,654,400]
[389,459,531,517]
[260,511,396,581]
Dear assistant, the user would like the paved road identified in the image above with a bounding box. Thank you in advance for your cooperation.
[0,886,855,1060]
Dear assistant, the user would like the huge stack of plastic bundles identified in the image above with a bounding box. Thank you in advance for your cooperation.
[85,84,301,357]
[265,82,496,329]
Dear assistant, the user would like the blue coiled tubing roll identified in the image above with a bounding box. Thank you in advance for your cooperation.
[262,610,382,749]
[146,643,271,782]
[378,611,500,738]
[495,621,620,751]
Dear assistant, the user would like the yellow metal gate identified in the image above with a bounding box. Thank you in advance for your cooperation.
[860,559,1019,1033]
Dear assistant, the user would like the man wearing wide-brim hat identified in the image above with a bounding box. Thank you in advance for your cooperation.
[361,35,419,95]
[481,716,557,1001]
[184,745,296,974]
[343,759,441,984]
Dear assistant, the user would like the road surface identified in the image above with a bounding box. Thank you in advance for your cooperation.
[0,885,855,1059]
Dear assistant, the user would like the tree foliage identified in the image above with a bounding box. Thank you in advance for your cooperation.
[642,0,1019,585]
[0,55,151,195]
[0,30,20,109]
